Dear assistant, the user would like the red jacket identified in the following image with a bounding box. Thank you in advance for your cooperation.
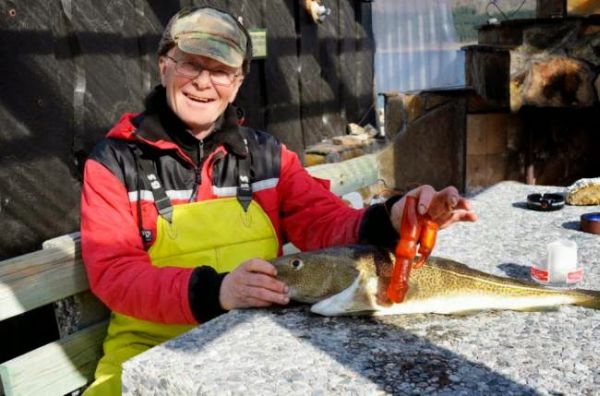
[81,108,368,325]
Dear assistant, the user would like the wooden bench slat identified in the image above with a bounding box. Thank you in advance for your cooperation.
[41,232,81,251]
[0,235,88,321]
[0,321,108,396]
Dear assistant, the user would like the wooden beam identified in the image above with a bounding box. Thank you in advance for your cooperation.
[306,153,379,196]
[284,153,380,254]
[0,235,87,321]
[0,321,107,396]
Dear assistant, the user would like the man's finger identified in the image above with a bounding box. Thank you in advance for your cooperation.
[425,187,460,220]
[246,272,288,294]
[429,186,458,210]
[241,297,273,308]
[247,286,290,305]
[414,185,435,214]
[438,209,478,229]
[243,258,278,276]
[457,198,474,212]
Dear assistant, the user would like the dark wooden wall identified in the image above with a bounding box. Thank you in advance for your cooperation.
[0,0,374,260]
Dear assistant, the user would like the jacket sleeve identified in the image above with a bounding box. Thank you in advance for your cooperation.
[277,145,366,251]
[80,159,198,324]
[358,195,401,249]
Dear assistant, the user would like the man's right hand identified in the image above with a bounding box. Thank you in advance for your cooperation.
[219,258,290,310]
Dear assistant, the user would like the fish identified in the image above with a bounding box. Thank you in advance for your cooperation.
[271,245,600,316]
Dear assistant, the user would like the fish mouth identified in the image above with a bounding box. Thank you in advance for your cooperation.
[287,287,323,304]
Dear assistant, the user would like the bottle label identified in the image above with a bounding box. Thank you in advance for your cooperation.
[567,268,584,283]
[530,266,583,285]
[531,266,548,282]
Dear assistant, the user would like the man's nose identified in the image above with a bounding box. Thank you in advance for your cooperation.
[192,69,212,86]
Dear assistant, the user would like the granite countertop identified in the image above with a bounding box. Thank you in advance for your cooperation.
[122,181,600,396]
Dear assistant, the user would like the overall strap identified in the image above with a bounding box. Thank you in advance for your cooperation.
[236,138,252,212]
[130,146,153,245]
[130,143,174,224]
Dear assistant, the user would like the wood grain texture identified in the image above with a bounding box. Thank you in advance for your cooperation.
[264,0,304,154]
[0,242,87,321]
[0,321,108,396]
[307,153,378,196]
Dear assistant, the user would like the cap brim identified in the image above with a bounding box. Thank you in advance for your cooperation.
[178,37,244,68]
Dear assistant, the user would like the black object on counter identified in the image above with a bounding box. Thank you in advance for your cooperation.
[526,193,565,212]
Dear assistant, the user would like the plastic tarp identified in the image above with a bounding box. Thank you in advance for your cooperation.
[372,0,465,95]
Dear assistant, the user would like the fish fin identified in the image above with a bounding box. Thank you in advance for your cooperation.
[571,289,600,310]
[310,276,376,316]
[439,310,481,317]
[515,306,560,313]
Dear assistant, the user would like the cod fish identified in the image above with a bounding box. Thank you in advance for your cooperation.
[272,245,600,316]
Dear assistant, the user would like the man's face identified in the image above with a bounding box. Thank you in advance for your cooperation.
[158,47,243,135]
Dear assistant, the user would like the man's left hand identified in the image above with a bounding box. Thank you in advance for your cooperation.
[389,185,478,232]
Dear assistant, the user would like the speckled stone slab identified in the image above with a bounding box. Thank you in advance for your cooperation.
[122,182,600,396]
[435,181,600,289]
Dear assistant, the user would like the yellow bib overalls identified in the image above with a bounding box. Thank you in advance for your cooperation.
[84,147,279,395]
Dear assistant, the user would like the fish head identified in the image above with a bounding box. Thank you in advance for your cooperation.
[271,247,361,303]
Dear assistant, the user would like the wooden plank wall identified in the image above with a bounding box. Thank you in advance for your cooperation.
[0,0,374,260]
[0,0,374,362]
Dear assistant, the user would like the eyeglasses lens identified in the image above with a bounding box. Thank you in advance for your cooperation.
[174,60,234,86]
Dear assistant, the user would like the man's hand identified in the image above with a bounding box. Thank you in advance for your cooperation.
[390,185,478,231]
[219,258,290,311]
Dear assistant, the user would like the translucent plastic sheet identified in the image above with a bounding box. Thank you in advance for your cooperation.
[372,0,465,95]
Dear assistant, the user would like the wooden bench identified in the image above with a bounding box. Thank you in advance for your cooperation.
[0,233,109,396]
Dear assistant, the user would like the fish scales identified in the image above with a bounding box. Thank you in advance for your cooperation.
[271,245,600,316]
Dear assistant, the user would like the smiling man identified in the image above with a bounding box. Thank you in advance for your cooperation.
[80,5,476,395]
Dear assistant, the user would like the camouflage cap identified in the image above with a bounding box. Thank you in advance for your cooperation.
[158,6,249,69]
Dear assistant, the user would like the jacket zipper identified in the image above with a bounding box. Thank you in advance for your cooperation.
[189,139,203,202]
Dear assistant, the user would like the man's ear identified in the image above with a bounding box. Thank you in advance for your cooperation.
[158,56,168,87]
[228,78,244,103]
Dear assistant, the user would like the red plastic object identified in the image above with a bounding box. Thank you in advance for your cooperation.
[387,196,439,303]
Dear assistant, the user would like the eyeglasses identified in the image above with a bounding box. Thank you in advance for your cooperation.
[165,55,241,86]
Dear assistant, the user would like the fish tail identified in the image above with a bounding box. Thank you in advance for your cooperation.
[572,289,600,309]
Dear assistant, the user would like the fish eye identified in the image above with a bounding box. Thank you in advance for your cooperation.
[291,259,303,270]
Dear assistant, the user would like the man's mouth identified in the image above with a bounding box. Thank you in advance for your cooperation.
[184,93,215,103]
